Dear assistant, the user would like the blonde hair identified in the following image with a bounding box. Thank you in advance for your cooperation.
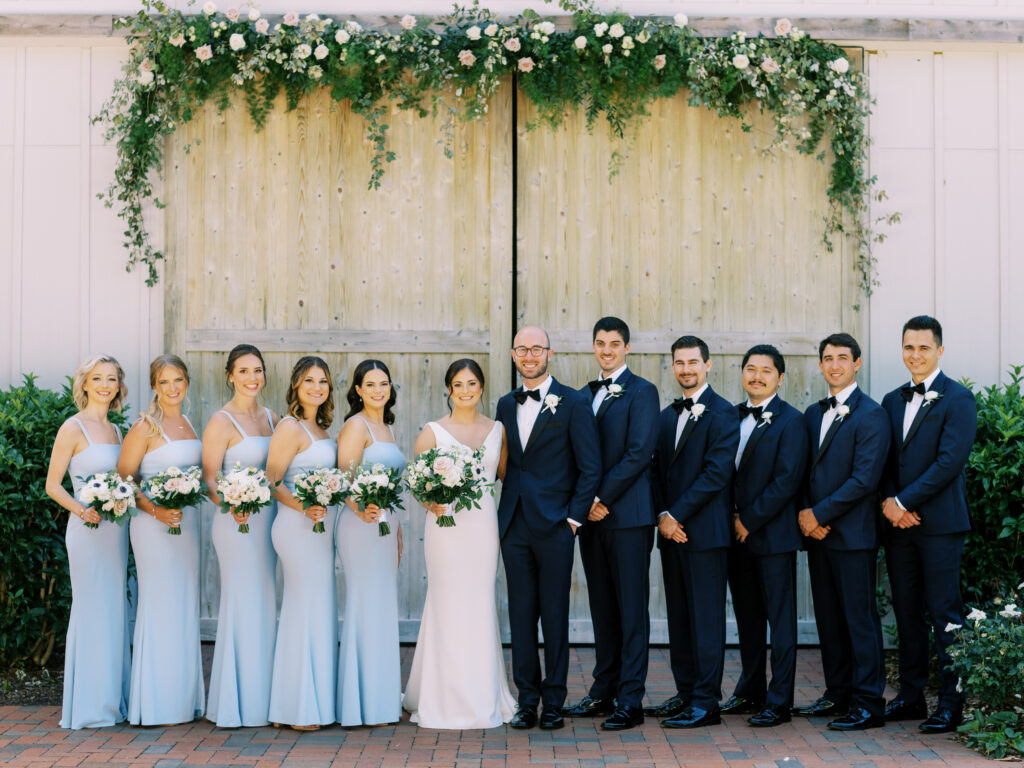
[141,354,190,437]
[72,354,128,412]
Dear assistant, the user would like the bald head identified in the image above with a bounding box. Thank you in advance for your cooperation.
[511,325,552,386]
[513,325,550,348]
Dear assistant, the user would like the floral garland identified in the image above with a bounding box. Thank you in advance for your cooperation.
[94,0,884,290]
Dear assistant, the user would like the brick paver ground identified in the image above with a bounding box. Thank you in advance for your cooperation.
[0,646,988,767]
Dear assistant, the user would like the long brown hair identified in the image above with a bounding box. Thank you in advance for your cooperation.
[286,356,334,429]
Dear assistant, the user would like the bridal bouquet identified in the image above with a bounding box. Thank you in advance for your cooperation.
[404,446,492,527]
[216,463,273,533]
[348,463,404,536]
[77,471,137,529]
[143,465,205,535]
[293,466,349,533]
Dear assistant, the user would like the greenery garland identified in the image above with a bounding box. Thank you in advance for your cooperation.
[94,0,886,290]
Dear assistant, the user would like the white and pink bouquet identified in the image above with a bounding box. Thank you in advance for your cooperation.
[216,463,273,533]
[77,471,137,529]
[143,465,205,535]
[404,446,492,527]
[293,466,349,533]
[348,463,405,536]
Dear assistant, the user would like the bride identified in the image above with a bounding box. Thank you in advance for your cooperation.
[403,359,516,729]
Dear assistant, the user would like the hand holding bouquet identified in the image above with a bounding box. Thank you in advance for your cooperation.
[216,463,273,533]
[348,463,405,536]
[404,446,492,527]
[143,465,205,535]
[77,472,137,529]
[293,466,348,533]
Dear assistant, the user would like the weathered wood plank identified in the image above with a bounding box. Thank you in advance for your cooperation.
[185,328,491,353]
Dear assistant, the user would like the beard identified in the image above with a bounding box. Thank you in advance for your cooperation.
[518,357,549,381]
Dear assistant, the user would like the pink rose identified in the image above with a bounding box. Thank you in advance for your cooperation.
[653,53,666,70]
[503,37,521,52]
[774,18,793,37]
[760,56,780,74]
[254,18,269,34]
[400,14,416,30]
[225,7,239,22]
[458,49,476,67]
[169,32,186,47]
[195,45,213,62]
[283,11,299,27]
[517,56,534,73]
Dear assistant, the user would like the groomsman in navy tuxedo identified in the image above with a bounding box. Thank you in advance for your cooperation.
[649,336,739,728]
[563,317,659,731]
[496,325,602,731]
[722,345,808,727]
[880,316,976,734]
[795,333,890,731]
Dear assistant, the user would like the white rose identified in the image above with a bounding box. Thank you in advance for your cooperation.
[254,18,268,34]
[691,403,707,418]
[774,18,792,37]
[760,56,779,74]
[736,31,746,43]
[345,20,362,33]
[732,53,749,70]
[203,1,217,15]
[458,49,476,67]
[229,33,246,51]
[294,43,312,59]
[169,32,186,46]
[830,57,850,74]
[282,11,298,26]
[248,7,260,21]
[966,608,987,622]
[622,36,634,49]
[484,23,498,37]
[314,43,328,59]
[574,36,586,49]
[466,25,481,40]
[195,45,213,62]
[400,14,416,30]
[593,22,608,37]
[637,29,650,44]
[335,28,350,44]
[602,43,612,54]
[536,21,556,36]
[517,56,534,73]
[653,53,666,70]
[944,622,962,633]
[999,604,1022,619]
[673,13,688,28]
[225,7,239,22]
[608,23,624,39]
[504,37,521,52]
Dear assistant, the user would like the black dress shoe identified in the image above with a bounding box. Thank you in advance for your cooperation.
[601,705,644,731]
[539,707,564,730]
[509,708,538,729]
[748,704,792,727]
[884,697,928,722]
[721,695,762,715]
[563,695,615,717]
[827,706,884,731]
[662,705,722,729]
[919,707,963,734]
[643,694,689,718]
[793,696,847,717]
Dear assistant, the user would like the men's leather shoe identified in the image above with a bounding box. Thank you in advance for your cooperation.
[748,704,792,727]
[601,705,644,731]
[539,707,564,730]
[793,697,847,717]
[721,695,762,715]
[509,708,538,729]
[644,694,689,718]
[827,706,884,731]
[662,705,722,729]
[884,697,928,722]
[563,695,615,717]
[919,707,963,734]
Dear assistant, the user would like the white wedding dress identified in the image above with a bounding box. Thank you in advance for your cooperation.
[403,421,516,729]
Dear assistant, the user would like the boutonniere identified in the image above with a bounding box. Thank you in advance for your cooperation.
[835,404,851,422]
[757,411,773,428]
[542,394,562,414]
[606,383,625,399]
[923,391,942,407]
[690,403,707,421]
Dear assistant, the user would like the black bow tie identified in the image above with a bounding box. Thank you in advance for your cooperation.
[513,388,541,405]
[588,378,612,395]
[818,395,838,411]
[738,404,763,420]
[901,382,926,403]
[671,397,695,414]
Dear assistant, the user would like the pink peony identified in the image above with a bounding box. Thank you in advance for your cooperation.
[517,56,534,73]
[458,48,476,67]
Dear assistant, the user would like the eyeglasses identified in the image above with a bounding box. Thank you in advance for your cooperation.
[512,345,550,358]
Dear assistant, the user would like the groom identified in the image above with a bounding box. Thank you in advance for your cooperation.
[497,325,602,730]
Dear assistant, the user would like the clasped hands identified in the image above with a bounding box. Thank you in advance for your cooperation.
[798,508,831,540]
[882,497,921,529]
[657,513,687,544]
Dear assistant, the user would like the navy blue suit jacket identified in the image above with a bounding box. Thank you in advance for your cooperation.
[652,386,739,551]
[578,368,659,530]
[733,396,808,556]
[880,371,976,537]
[802,386,890,551]
[496,377,603,538]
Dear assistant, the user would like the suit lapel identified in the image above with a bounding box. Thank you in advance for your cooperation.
[903,372,946,449]
[504,395,525,460]
[890,390,906,450]
[737,404,775,473]
[523,379,558,455]
[672,387,711,463]
[596,368,632,423]
[812,389,860,468]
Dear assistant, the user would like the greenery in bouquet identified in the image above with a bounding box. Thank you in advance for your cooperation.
[348,463,405,536]
[76,471,138,529]
[404,445,493,527]
[293,465,348,533]
[143,465,205,534]
[216,463,273,532]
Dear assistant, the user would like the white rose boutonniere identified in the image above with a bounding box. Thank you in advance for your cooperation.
[542,394,562,414]
[834,404,851,422]
[923,390,943,407]
[757,411,773,428]
[606,383,624,400]
[690,403,707,421]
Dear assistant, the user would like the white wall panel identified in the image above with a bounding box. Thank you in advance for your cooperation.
[0,49,15,146]
[1007,150,1024,371]
[944,52,999,149]
[870,51,934,149]
[23,47,81,146]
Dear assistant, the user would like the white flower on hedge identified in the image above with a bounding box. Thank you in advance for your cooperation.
[1018,581,1024,591]
[830,57,850,74]
[308,64,323,80]
[484,23,498,37]
[466,25,481,40]
[594,21,608,37]
[458,49,476,67]
[622,36,634,50]
[229,33,246,51]
[203,1,217,15]
[760,56,780,74]
[637,29,650,44]
[169,32,186,46]
[400,14,416,30]
[967,607,987,623]
[282,11,298,26]
[574,35,587,49]
[732,53,750,70]
[602,43,613,55]
[138,68,154,86]
[335,28,350,44]
[195,44,214,62]
[609,23,625,39]
[313,43,328,60]
[517,56,535,73]
[999,603,1022,619]
[346,20,362,33]
[504,37,521,52]
[774,18,792,37]
[653,53,666,70]
[674,13,688,27]
[247,7,260,21]
[536,21,556,36]
[254,17,268,34]
[293,43,312,60]
[225,7,239,22]
[944,622,962,633]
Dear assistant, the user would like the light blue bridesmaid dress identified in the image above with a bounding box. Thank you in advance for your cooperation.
[336,415,404,726]
[128,418,205,725]
[61,419,131,730]
[267,416,338,727]
[207,408,277,728]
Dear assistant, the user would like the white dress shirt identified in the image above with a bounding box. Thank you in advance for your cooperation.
[592,364,627,415]
[735,394,777,468]
[660,383,709,520]
[818,382,858,447]
[895,368,941,511]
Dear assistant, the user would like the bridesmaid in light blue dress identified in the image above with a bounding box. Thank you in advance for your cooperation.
[266,356,339,730]
[336,359,404,727]
[45,355,131,729]
[202,345,279,728]
[118,354,205,726]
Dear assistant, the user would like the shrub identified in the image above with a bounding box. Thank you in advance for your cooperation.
[962,366,1024,602]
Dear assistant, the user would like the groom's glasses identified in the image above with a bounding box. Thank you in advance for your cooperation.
[512,345,550,358]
